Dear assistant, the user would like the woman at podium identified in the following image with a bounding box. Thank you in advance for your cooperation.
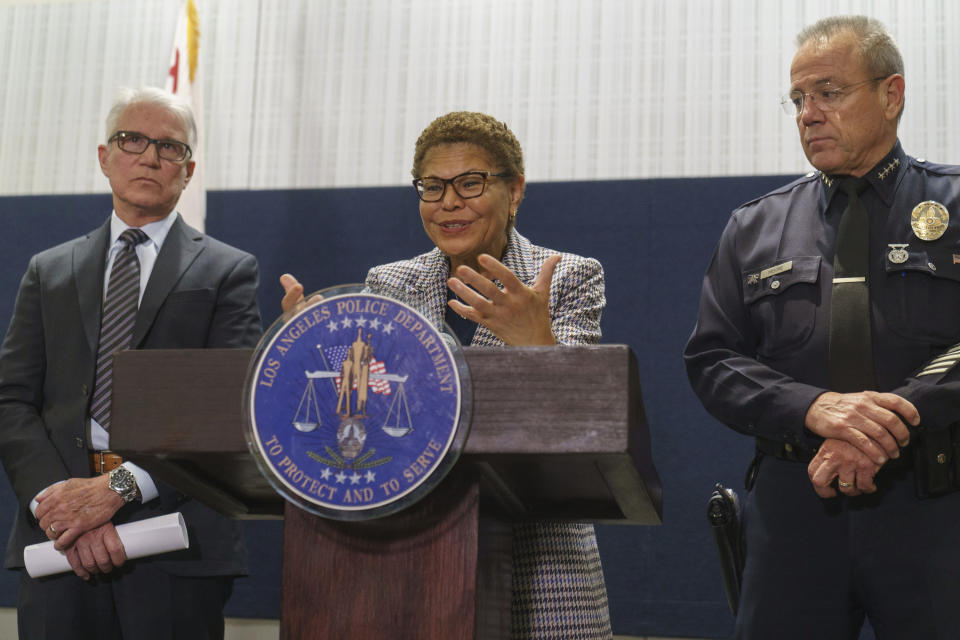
[281,111,610,639]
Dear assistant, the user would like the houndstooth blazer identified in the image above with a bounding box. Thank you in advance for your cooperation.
[365,228,613,640]
[364,229,605,347]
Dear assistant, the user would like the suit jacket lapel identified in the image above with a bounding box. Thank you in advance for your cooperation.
[74,219,112,355]
[500,230,537,286]
[131,216,203,347]
[415,249,450,328]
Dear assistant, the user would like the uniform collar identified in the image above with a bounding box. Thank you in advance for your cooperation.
[816,140,907,210]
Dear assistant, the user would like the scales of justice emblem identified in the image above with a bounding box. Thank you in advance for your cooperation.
[293,326,414,466]
[245,291,468,519]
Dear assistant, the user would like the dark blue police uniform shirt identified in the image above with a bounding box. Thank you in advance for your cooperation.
[684,141,960,452]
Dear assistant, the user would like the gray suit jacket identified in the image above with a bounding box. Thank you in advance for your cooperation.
[0,215,262,575]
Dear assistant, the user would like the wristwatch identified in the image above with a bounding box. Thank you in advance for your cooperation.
[108,466,140,503]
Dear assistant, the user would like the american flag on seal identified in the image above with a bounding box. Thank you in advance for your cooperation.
[324,346,392,395]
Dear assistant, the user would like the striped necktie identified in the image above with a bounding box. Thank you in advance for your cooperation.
[828,177,876,392]
[90,228,149,430]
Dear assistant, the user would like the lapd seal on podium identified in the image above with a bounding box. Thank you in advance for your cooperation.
[243,287,470,520]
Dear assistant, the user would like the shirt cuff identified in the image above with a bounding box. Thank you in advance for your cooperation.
[29,480,65,518]
[124,462,158,503]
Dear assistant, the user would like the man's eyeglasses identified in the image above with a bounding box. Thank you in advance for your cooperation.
[413,171,511,202]
[108,131,192,162]
[779,76,887,117]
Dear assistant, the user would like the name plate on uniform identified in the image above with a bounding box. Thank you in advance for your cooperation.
[244,286,470,520]
[760,260,793,279]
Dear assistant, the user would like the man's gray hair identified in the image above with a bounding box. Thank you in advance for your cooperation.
[796,15,904,79]
[104,87,197,150]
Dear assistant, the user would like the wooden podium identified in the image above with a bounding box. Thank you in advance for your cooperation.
[111,345,661,639]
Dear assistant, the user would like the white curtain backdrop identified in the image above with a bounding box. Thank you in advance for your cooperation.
[2,0,959,195]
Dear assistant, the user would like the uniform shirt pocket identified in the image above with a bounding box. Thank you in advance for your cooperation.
[742,256,822,357]
[884,247,960,342]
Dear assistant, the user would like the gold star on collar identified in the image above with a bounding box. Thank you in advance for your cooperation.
[877,157,900,180]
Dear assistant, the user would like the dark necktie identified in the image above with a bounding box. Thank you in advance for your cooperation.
[828,177,875,392]
[90,228,149,430]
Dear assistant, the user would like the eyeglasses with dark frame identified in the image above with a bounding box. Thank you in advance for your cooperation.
[779,76,888,117]
[108,130,193,162]
[413,171,511,202]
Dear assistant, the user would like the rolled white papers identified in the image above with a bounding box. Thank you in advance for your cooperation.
[23,512,189,578]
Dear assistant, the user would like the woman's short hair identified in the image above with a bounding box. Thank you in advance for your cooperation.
[412,111,524,180]
[104,87,197,149]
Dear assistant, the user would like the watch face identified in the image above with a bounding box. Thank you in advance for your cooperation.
[110,468,135,494]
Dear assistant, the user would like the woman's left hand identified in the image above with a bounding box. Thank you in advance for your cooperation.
[447,253,561,346]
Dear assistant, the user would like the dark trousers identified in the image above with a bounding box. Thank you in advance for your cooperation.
[17,561,233,640]
[736,453,960,640]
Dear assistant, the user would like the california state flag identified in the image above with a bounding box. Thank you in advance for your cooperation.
[164,0,205,231]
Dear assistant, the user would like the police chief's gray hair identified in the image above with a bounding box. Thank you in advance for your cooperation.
[104,87,198,150]
[796,15,904,80]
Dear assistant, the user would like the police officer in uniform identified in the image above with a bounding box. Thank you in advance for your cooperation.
[685,15,960,639]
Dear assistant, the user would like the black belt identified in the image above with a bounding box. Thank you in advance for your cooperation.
[755,438,815,463]
[756,437,912,469]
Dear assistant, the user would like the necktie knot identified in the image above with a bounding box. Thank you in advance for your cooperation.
[119,228,149,249]
[839,176,869,199]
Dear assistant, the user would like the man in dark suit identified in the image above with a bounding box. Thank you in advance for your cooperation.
[0,87,262,639]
